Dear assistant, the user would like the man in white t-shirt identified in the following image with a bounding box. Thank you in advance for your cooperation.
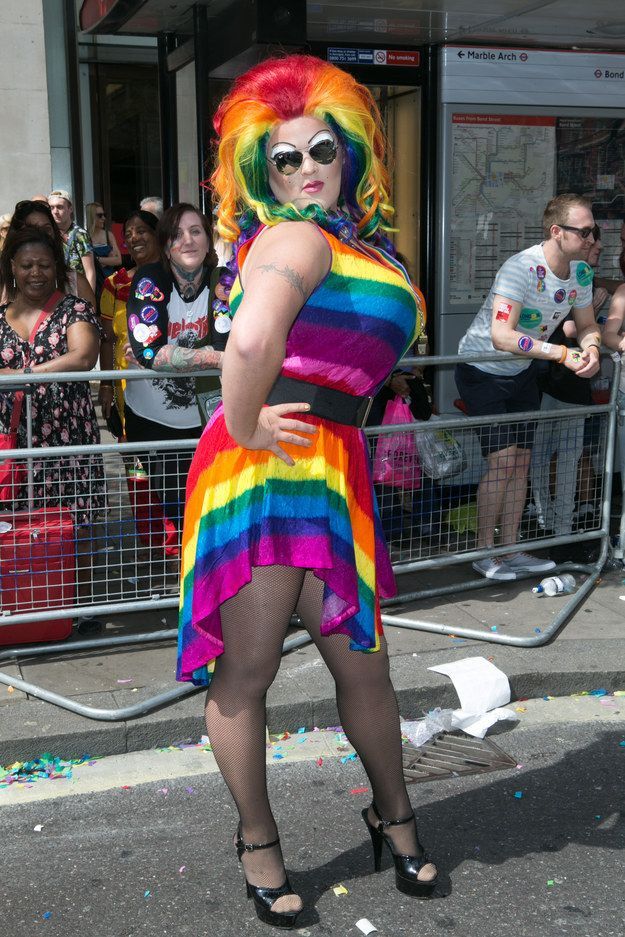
[455,193,601,580]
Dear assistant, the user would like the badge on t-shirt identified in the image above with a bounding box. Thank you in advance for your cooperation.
[133,323,150,344]
[519,308,542,329]
[214,314,232,334]
[143,326,162,346]
[140,305,159,324]
[576,263,593,287]
[135,278,165,302]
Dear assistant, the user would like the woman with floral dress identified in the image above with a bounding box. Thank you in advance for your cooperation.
[0,227,104,532]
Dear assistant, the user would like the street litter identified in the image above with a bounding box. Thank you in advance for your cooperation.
[356,920,379,935]
[0,753,96,788]
[332,884,348,896]
[401,657,518,746]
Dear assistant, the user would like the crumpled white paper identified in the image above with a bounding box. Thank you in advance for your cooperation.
[401,656,518,745]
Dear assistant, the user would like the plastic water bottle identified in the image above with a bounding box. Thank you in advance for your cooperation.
[532,574,576,597]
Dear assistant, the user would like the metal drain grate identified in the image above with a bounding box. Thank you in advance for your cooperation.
[402,732,517,784]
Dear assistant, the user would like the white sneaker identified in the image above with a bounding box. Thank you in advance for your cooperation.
[504,551,556,573]
[472,557,517,581]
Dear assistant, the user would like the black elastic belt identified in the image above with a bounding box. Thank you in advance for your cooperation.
[266,375,373,427]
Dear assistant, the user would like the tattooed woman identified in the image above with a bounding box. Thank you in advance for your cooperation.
[125,203,220,530]
[174,56,439,929]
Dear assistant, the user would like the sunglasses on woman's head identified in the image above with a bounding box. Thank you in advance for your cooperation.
[268,139,338,176]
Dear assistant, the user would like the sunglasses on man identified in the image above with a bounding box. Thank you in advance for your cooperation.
[268,139,338,176]
[558,224,594,240]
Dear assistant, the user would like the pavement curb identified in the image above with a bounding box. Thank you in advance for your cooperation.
[2,638,624,763]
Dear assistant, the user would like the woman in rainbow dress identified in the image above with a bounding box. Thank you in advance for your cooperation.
[176,54,438,928]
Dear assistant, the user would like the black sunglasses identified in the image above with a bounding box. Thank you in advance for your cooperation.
[96,212,106,218]
[558,223,594,240]
[268,139,338,176]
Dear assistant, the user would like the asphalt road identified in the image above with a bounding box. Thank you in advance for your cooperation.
[3,700,625,937]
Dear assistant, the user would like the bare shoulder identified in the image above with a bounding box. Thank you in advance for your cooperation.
[246,221,330,287]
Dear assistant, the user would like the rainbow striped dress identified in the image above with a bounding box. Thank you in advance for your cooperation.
[177,225,424,685]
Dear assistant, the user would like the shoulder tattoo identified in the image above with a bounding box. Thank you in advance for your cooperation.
[256,263,306,300]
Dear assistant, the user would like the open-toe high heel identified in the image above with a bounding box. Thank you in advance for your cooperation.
[234,823,302,929]
[362,802,438,898]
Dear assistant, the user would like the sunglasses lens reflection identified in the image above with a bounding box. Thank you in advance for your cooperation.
[308,141,337,164]
[274,152,303,175]
[273,141,338,176]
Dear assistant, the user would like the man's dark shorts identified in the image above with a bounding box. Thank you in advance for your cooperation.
[455,361,539,456]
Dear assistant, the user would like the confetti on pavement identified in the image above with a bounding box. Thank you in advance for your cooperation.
[0,753,96,788]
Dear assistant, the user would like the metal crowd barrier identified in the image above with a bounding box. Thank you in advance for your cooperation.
[374,351,620,647]
[0,353,620,719]
[0,367,312,719]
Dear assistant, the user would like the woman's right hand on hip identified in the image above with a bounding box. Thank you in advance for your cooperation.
[240,402,317,466]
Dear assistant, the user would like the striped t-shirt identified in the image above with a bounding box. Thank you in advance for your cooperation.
[459,243,594,375]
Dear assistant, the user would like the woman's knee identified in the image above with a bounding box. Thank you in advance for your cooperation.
[213,649,283,699]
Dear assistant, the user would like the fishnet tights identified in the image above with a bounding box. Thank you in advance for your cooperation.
[205,565,434,911]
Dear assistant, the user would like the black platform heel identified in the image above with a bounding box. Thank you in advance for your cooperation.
[361,802,438,898]
[234,823,302,929]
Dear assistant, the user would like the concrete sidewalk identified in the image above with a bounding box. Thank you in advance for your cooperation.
[1,557,624,763]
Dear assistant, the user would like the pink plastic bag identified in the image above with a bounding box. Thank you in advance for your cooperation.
[372,396,422,490]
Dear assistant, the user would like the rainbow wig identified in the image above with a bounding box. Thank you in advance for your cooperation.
[212,54,393,243]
